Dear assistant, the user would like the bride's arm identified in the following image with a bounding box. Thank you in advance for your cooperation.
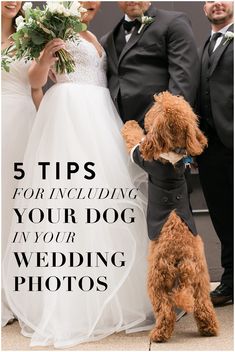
[28,39,65,89]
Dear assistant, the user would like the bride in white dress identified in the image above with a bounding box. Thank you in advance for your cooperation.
[1,1,43,326]
[3,2,152,347]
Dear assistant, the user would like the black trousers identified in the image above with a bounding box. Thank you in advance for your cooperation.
[197,128,233,288]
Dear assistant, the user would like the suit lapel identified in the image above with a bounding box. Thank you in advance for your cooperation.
[118,6,157,64]
[209,24,234,76]
[118,26,143,63]
[200,37,210,66]
[105,21,123,66]
[106,33,118,66]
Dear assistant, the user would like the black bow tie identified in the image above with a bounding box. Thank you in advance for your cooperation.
[208,32,222,56]
[123,19,139,32]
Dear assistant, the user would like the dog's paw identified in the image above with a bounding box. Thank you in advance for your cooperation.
[150,327,170,343]
[195,305,219,337]
[121,120,140,134]
[198,324,219,337]
[121,121,144,152]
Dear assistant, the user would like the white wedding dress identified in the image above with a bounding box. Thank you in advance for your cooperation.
[3,38,152,348]
[2,60,36,326]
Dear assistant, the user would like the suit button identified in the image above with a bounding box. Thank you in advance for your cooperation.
[162,197,168,203]
[176,194,183,200]
[205,91,209,95]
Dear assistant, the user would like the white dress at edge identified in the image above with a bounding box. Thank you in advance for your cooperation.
[2,60,36,326]
[3,38,152,348]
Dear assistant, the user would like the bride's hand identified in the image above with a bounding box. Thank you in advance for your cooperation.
[39,39,66,67]
[29,39,65,89]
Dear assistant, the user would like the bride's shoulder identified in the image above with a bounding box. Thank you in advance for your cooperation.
[79,31,99,44]
[86,30,98,41]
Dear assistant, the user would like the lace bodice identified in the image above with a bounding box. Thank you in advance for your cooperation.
[2,60,32,96]
[54,38,107,88]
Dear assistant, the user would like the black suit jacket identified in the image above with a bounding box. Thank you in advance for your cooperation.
[198,24,234,149]
[132,147,197,240]
[101,6,199,126]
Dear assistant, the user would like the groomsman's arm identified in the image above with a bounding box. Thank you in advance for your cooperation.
[167,13,200,107]
[131,145,146,171]
[130,144,140,164]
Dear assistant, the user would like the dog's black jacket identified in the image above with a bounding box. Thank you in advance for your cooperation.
[133,147,197,240]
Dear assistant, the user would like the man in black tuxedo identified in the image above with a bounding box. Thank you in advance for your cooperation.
[197,1,233,306]
[101,1,199,127]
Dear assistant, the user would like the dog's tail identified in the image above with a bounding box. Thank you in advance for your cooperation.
[172,286,195,313]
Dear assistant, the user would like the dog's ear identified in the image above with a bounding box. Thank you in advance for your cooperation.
[196,127,208,151]
[144,114,154,133]
[186,124,208,156]
[144,106,156,132]
[140,132,161,161]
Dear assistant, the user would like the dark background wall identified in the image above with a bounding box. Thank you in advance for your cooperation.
[89,1,211,46]
[36,2,211,46]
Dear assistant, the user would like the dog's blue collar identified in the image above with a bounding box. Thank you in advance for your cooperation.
[183,155,193,167]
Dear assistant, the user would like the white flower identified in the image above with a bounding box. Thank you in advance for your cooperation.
[69,1,80,15]
[141,16,150,23]
[225,31,234,39]
[56,4,65,15]
[69,1,87,16]
[46,2,60,13]
[63,9,71,17]
[223,31,234,45]
[16,22,25,31]
[137,15,154,34]
[46,1,86,17]
[79,6,87,13]
[22,2,32,11]
[15,15,25,27]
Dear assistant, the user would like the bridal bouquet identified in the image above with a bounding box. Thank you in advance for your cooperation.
[1,1,87,74]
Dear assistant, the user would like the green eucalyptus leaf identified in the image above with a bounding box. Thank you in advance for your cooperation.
[30,32,47,45]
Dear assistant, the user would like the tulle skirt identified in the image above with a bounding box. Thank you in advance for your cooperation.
[2,93,35,326]
[3,83,152,347]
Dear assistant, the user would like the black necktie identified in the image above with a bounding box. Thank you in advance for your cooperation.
[208,32,222,56]
[123,19,139,32]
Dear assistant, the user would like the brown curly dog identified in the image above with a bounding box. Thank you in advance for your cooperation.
[121,91,219,342]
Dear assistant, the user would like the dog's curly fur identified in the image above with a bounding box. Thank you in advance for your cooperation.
[121,92,219,342]
[122,92,208,161]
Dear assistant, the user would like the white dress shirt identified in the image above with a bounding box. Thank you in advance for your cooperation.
[124,14,137,42]
[211,22,233,52]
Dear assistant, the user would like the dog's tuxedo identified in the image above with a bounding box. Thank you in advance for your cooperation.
[132,147,197,240]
